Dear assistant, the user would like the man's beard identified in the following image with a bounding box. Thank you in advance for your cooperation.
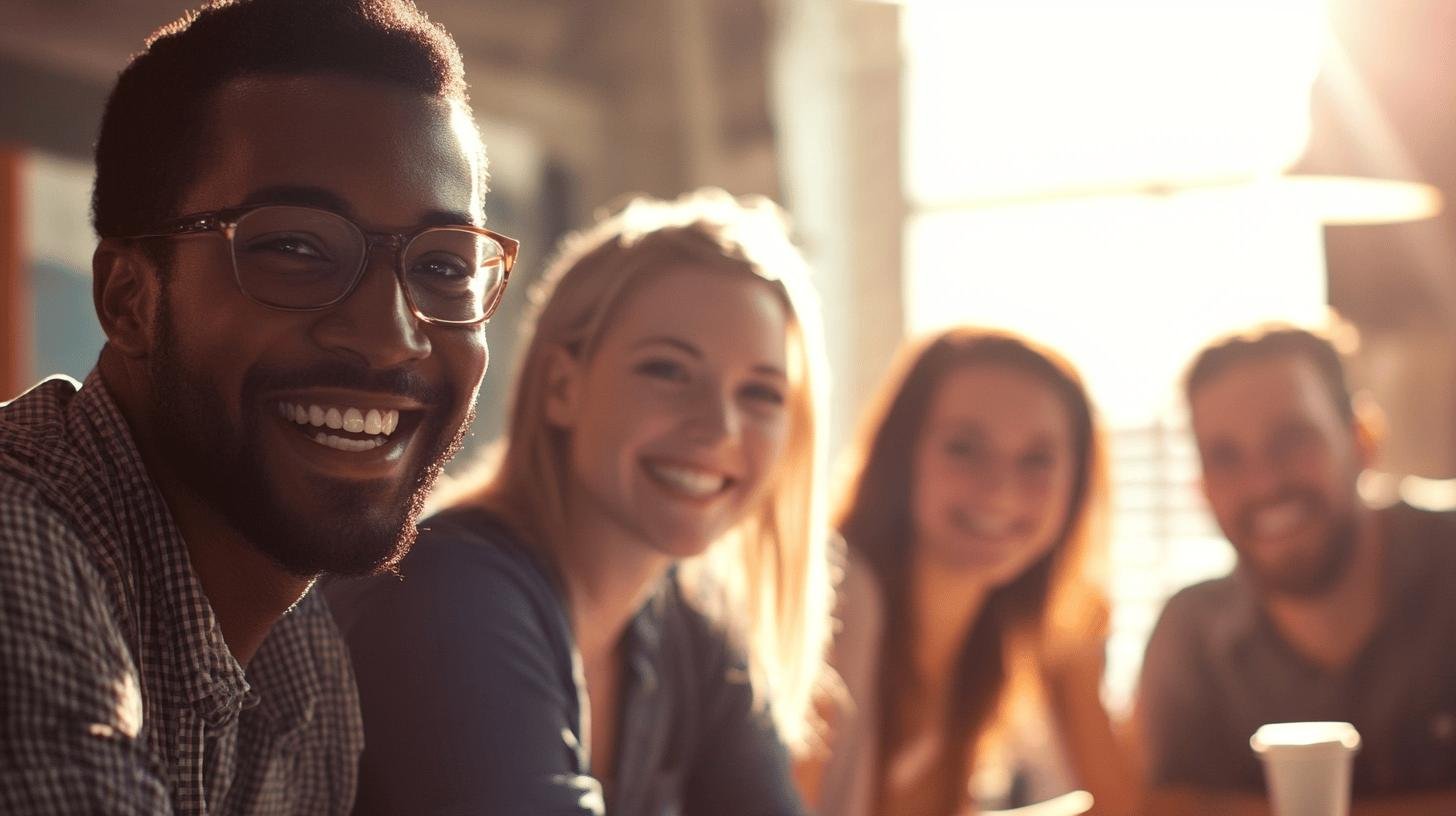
[1235,489,1358,599]
[147,303,474,578]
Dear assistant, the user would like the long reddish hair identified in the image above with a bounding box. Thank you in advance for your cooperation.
[836,327,1110,814]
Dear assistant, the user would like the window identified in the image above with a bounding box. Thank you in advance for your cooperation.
[901,0,1331,711]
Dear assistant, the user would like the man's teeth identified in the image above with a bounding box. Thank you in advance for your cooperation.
[312,432,386,452]
[1252,501,1308,537]
[276,402,401,437]
[646,462,728,497]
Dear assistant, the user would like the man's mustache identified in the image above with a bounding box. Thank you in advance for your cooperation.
[241,360,449,407]
[1236,487,1324,532]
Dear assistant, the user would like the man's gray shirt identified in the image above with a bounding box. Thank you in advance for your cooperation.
[1138,503,1456,796]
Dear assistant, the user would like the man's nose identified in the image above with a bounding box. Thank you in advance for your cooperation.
[1240,454,1289,502]
[312,250,432,369]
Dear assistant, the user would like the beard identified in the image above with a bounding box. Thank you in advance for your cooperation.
[1234,488,1358,599]
[147,300,474,578]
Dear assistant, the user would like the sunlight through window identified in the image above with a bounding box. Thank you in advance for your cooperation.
[902,0,1332,712]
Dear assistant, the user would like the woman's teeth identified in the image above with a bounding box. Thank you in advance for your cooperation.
[277,402,401,452]
[951,508,1015,538]
[646,462,728,498]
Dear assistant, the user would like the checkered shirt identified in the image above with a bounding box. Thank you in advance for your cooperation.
[0,373,362,814]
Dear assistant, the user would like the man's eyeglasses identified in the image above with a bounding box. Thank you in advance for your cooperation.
[120,204,519,326]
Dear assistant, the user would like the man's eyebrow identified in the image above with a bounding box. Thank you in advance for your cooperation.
[242,185,354,215]
[1200,437,1237,456]
[240,186,478,228]
[419,209,480,228]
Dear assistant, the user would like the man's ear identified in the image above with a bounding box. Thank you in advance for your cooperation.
[1195,472,1213,510]
[92,240,158,359]
[1351,390,1386,471]
[543,345,583,429]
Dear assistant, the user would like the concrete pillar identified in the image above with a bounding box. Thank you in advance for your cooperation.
[771,0,905,451]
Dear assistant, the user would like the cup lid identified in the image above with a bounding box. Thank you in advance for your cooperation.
[1250,721,1361,754]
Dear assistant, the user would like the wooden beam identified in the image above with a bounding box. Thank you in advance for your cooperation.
[0,147,28,401]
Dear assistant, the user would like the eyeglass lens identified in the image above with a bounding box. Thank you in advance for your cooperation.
[231,205,507,323]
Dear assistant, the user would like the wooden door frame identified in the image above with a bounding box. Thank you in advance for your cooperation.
[0,147,28,401]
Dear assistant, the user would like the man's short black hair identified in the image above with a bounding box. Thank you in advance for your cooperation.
[1184,323,1356,423]
[93,0,471,239]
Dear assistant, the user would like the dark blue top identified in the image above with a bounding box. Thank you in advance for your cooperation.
[326,507,807,816]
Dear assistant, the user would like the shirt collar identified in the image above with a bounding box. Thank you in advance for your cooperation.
[243,589,342,745]
[74,371,252,722]
[1366,504,1439,641]
[1209,565,1264,658]
[1210,504,1422,662]
[623,579,669,694]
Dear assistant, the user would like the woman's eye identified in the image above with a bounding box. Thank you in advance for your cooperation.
[945,439,982,459]
[1021,451,1056,471]
[741,383,785,406]
[634,358,690,382]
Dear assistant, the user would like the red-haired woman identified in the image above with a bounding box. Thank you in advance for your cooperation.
[809,328,1139,816]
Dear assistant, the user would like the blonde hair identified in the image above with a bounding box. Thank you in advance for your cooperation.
[456,188,833,752]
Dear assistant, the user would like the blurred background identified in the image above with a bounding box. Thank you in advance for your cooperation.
[3,0,1455,711]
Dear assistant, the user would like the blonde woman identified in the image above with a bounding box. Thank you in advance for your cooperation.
[329,190,834,815]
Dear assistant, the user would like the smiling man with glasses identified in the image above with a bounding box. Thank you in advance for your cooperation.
[0,1,510,812]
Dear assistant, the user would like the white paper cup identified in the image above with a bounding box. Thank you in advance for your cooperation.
[1250,722,1361,816]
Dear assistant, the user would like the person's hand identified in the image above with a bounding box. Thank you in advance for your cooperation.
[1036,593,1111,679]
[981,790,1095,816]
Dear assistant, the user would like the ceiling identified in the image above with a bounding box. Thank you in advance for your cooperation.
[0,0,610,86]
